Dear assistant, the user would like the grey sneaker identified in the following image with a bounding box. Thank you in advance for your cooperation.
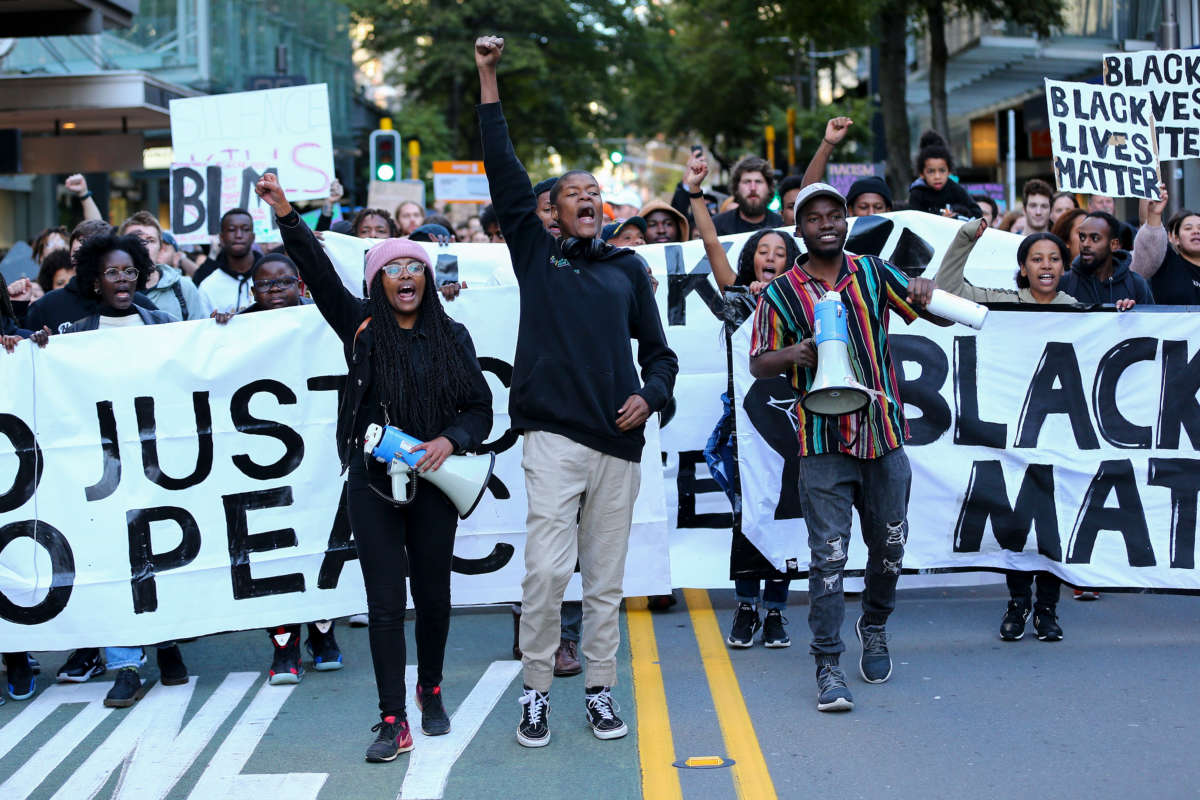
[855,616,892,683]
[815,659,854,712]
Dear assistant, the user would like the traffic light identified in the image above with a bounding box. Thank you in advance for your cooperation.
[609,150,623,165]
[369,119,401,182]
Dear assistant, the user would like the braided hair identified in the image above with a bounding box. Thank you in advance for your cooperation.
[366,270,476,438]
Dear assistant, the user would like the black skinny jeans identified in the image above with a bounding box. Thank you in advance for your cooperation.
[348,461,458,718]
[1007,572,1061,607]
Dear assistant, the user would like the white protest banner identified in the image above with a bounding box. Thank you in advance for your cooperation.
[1103,49,1200,161]
[1045,78,1161,200]
[0,212,1023,651]
[734,308,1200,592]
[168,84,334,245]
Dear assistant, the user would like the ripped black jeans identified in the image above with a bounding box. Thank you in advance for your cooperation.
[797,448,912,657]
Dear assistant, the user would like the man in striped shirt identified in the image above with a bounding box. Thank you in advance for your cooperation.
[749,183,947,713]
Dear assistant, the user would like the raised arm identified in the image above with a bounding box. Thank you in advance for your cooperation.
[684,150,737,290]
[65,174,102,221]
[1131,185,1169,279]
[475,36,551,275]
[933,218,990,302]
[801,117,853,188]
[255,173,363,341]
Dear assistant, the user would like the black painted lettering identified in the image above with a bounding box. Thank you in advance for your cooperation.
[0,414,42,513]
[891,334,950,446]
[1066,460,1155,567]
[1092,337,1156,448]
[0,521,73,625]
[953,461,1059,558]
[223,486,305,599]
[126,506,201,613]
[136,393,214,490]
[84,400,121,501]
[1014,342,1100,450]
[230,380,304,480]
[953,336,1006,447]
[1148,458,1200,569]
[1156,340,1200,449]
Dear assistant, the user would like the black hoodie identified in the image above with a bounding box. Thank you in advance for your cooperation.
[1060,249,1155,305]
[479,102,678,462]
[24,276,158,334]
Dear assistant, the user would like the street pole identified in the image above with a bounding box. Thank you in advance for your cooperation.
[1006,109,1016,211]
[1160,0,1182,212]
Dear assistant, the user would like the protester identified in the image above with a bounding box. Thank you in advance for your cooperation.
[749,182,946,712]
[1131,189,1200,305]
[196,209,261,313]
[995,210,1026,234]
[974,195,1000,228]
[65,173,104,222]
[683,151,799,648]
[845,177,893,217]
[31,226,69,264]
[258,171,493,760]
[602,217,647,248]
[59,233,186,706]
[712,155,784,235]
[1052,208,1087,263]
[1087,194,1135,250]
[1050,191,1079,225]
[353,208,400,239]
[778,175,805,226]
[477,34,678,746]
[36,249,74,293]
[533,178,561,237]
[480,204,503,243]
[1059,212,1152,306]
[119,211,210,321]
[315,178,346,232]
[1022,179,1053,234]
[906,131,983,219]
[423,214,457,238]
[639,197,690,244]
[395,201,425,237]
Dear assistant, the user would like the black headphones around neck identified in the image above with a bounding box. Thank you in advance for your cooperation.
[558,236,608,260]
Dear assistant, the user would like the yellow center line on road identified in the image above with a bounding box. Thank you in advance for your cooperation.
[682,588,778,800]
[626,596,684,800]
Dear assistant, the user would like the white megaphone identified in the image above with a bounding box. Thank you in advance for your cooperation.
[363,423,495,518]
[802,290,872,416]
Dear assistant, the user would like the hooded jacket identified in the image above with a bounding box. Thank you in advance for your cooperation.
[479,101,678,462]
[24,276,158,334]
[637,199,690,242]
[1060,250,1155,305]
[907,177,983,219]
[144,263,211,321]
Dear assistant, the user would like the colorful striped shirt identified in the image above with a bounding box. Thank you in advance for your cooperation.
[749,252,919,459]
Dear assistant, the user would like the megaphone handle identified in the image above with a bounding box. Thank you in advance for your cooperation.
[389,459,417,504]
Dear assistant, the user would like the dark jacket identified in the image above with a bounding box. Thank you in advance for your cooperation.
[479,101,679,462]
[276,210,493,471]
[712,207,785,236]
[1,315,32,338]
[1060,250,1155,305]
[25,276,158,334]
[63,304,176,333]
[906,178,983,219]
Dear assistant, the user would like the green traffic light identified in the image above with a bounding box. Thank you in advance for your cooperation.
[609,150,623,165]
[376,163,395,181]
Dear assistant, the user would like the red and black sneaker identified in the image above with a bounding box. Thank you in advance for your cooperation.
[267,625,304,686]
[416,684,451,736]
[366,715,414,762]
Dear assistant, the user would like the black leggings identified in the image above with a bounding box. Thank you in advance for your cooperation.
[348,463,458,717]
[1007,572,1061,607]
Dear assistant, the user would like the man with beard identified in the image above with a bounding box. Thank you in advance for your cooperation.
[749,183,945,713]
[196,208,261,312]
[475,34,678,747]
[1059,211,1153,305]
[713,155,783,235]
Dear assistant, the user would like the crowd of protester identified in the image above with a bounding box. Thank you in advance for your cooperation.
[2,33,1198,757]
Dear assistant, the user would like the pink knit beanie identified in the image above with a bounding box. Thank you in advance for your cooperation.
[363,238,432,294]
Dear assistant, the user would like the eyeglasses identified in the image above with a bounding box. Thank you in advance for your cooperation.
[101,266,140,280]
[253,276,300,291]
[383,262,425,276]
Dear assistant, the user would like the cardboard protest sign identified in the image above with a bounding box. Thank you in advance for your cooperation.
[1103,49,1200,161]
[1045,78,1161,200]
[168,84,334,245]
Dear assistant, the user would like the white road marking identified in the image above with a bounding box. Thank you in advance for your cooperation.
[188,676,326,799]
[399,660,522,800]
[50,672,258,799]
[0,683,112,797]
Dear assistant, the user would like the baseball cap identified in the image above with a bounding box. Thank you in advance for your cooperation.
[792,182,847,217]
[601,216,648,242]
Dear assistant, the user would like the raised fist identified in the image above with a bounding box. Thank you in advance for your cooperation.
[65,173,89,196]
[475,36,505,69]
[824,117,853,146]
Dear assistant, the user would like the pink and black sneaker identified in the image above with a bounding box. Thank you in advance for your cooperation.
[366,715,414,762]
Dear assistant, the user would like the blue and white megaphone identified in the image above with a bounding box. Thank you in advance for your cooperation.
[363,423,495,519]
[802,290,872,416]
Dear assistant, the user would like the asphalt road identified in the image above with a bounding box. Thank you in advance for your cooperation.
[3,584,1199,799]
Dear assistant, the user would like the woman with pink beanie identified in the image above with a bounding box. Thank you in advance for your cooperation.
[254,173,494,763]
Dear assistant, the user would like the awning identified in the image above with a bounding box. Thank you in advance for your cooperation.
[0,71,200,134]
[907,35,1107,120]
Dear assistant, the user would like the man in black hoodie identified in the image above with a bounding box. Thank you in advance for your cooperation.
[1060,211,1154,306]
[475,35,678,749]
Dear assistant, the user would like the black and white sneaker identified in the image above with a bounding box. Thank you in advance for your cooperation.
[306,621,344,671]
[1000,600,1031,641]
[57,648,105,683]
[726,602,761,648]
[815,659,854,712]
[584,686,628,740]
[762,609,791,648]
[517,687,551,747]
[1033,604,1063,642]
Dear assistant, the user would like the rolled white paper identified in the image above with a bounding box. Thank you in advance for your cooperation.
[927,288,989,330]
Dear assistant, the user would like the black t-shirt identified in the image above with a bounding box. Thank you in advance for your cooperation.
[1150,248,1200,305]
[713,209,785,236]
